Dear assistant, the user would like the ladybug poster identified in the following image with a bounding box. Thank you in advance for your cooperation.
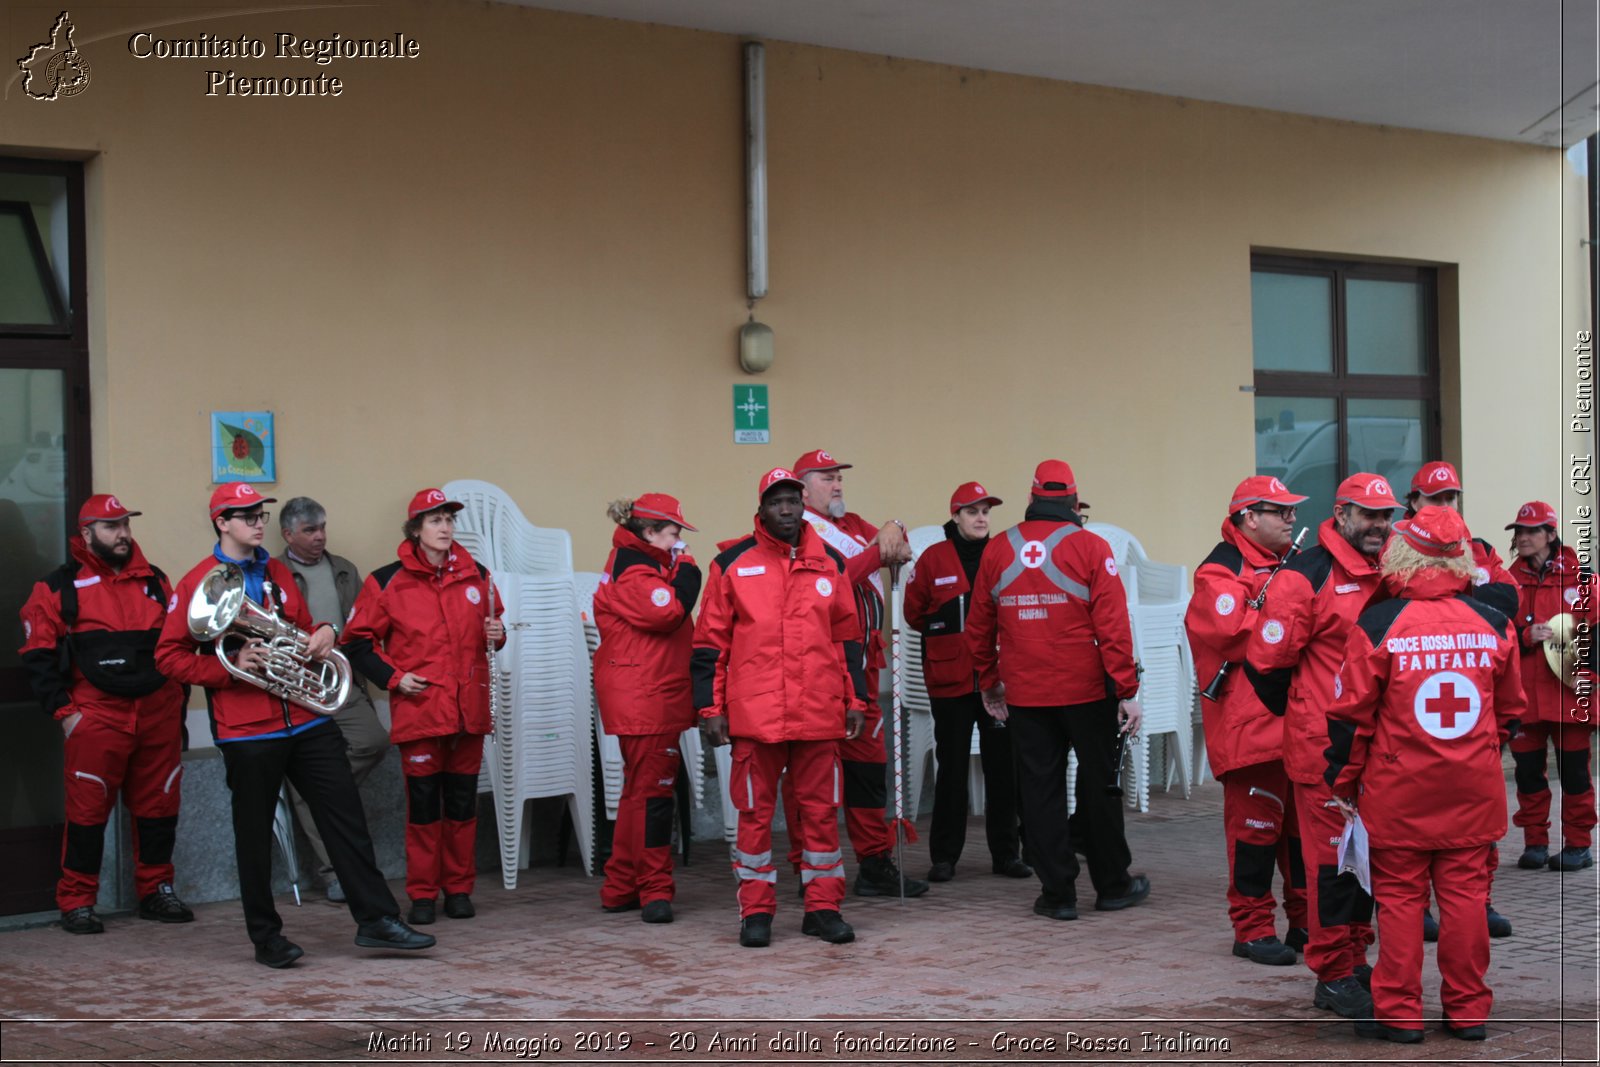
[210,411,276,483]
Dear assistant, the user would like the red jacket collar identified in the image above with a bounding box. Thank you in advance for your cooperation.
[750,516,828,563]
[69,533,155,581]
[1384,567,1470,600]
[397,538,477,583]
[1511,544,1580,581]
[1220,520,1285,570]
[1318,517,1382,576]
[612,525,672,566]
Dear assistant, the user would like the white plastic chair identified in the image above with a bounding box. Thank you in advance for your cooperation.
[445,479,574,575]
[890,525,945,820]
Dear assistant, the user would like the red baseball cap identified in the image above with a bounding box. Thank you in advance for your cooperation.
[758,467,805,499]
[792,449,852,476]
[949,481,1003,514]
[1410,461,1463,496]
[1228,475,1307,513]
[1507,500,1559,529]
[209,482,277,518]
[407,488,466,520]
[632,492,696,532]
[1335,473,1399,511]
[79,494,142,525]
[1031,459,1076,497]
[1393,506,1469,558]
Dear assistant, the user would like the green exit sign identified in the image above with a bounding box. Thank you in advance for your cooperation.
[733,385,770,444]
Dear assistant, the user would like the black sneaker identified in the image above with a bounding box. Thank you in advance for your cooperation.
[1422,909,1439,942]
[355,915,436,951]
[739,913,773,948]
[1094,873,1151,911]
[138,883,194,924]
[1518,845,1549,869]
[1285,926,1309,952]
[641,900,674,924]
[992,857,1034,878]
[1313,976,1374,1018]
[1233,936,1296,965]
[927,862,955,882]
[254,935,304,968]
[60,906,104,935]
[443,893,475,919]
[1442,1018,1487,1041]
[1354,1019,1423,1044]
[1550,846,1594,871]
[854,854,929,898]
[1032,893,1078,921]
[1486,904,1512,938]
[800,909,856,943]
[408,898,436,925]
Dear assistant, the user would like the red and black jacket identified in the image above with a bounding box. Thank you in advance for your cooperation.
[691,520,867,743]
[1185,521,1289,776]
[1324,570,1524,849]
[593,525,702,736]
[342,540,505,745]
[19,535,180,726]
[1508,544,1598,726]
[904,525,984,699]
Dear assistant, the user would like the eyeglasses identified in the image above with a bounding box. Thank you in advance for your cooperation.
[1250,506,1296,520]
[228,511,271,527]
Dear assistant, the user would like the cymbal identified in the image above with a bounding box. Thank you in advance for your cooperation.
[1543,613,1583,689]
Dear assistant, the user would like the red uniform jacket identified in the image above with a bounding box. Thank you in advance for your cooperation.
[593,526,701,736]
[804,509,888,698]
[1324,570,1525,849]
[157,554,322,741]
[342,540,505,745]
[1185,521,1289,777]
[1246,518,1386,785]
[965,515,1139,707]
[691,520,866,743]
[904,534,980,698]
[1509,545,1598,726]
[19,536,183,730]
[1467,538,1518,619]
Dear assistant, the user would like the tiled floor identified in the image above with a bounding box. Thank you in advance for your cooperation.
[2,769,1595,1065]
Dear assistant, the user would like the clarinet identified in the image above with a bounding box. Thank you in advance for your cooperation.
[1200,527,1307,702]
[1105,727,1131,797]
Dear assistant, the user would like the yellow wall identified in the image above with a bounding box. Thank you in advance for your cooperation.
[0,0,1580,587]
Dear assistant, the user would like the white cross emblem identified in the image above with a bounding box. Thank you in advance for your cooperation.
[1413,671,1481,741]
[1020,540,1048,569]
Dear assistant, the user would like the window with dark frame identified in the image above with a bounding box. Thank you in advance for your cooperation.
[1251,252,1441,543]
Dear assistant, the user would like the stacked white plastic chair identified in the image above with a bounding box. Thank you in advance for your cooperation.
[576,571,707,827]
[1085,522,1197,812]
[446,480,596,887]
[891,525,945,820]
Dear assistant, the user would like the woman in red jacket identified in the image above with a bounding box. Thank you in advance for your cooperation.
[343,489,505,924]
[1506,500,1597,872]
[904,481,1028,884]
[594,493,702,924]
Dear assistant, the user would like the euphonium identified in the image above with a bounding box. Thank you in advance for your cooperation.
[186,563,353,715]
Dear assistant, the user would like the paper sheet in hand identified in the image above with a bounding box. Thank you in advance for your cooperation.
[1336,814,1371,894]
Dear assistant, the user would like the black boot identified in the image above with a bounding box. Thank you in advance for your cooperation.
[739,913,773,948]
[854,854,929,897]
[800,910,855,943]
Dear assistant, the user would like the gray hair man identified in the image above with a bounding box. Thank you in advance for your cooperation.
[277,496,390,902]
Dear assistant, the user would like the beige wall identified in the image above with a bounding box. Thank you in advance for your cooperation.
[0,1,1581,587]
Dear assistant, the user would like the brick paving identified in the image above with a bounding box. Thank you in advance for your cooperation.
[1,765,1595,1066]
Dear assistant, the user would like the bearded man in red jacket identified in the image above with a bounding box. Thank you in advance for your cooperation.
[693,468,868,948]
[1324,506,1524,1044]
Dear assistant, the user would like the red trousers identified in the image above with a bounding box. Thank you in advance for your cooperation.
[1294,777,1375,982]
[783,702,891,867]
[1370,844,1493,1027]
[1511,722,1597,849]
[1222,761,1307,942]
[601,732,680,908]
[398,733,484,901]
[59,701,184,910]
[730,737,845,917]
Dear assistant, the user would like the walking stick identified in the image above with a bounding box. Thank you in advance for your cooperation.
[888,562,908,906]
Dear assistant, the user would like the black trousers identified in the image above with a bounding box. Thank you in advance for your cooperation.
[928,692,1021,867]
[1008,699,1133,903]
[218,719,398,945]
